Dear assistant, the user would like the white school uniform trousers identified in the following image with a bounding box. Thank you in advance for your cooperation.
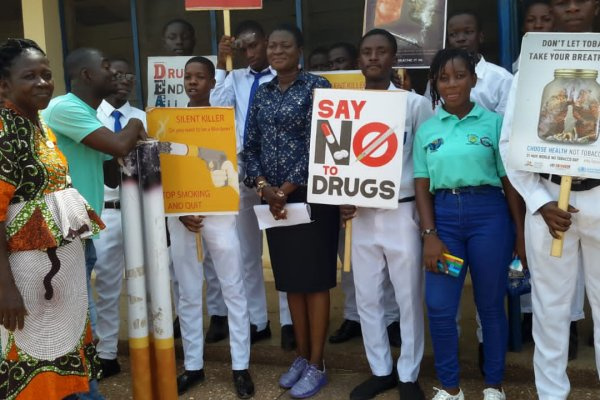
[94,100,146,360]
[352,88,432,381]
[500,74,600,400]
[338,230,399,325]
[210,66,291,328]
[168,215,250,370]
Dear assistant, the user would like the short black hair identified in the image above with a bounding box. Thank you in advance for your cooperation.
[234,20,265,38]
[162,19,195,37]
[428,48,477,109]
[65,47,102,81]
[0,38,46,79]
[523,0,550,14]
[360,29,398,54]
[185,56,215,78]
[447,9,483,32]
[329,42,358,61]
[309,46,329,59]
[270,23,304,47]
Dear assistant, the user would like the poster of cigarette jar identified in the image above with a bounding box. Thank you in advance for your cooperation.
[308,88,407,209]
[507,33,600,179]
[364,0,447,68]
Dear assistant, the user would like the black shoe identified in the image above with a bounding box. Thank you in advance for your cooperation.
[250,321,272,344]
[569,321,578,361]
[478,342,485,377]
[387,321,401,348]
[329,319,361,344]
[349,372,398,400]
[398,380,426,400]
[233,369,255,399]
[205,315,228,343]
[98,357,121,380]
[177,369,205,395]
[281,324,296,350]
[173,316,181,339]
[521,313,533,344]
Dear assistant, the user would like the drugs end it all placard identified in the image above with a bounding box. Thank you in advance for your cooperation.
[507,32,600,179]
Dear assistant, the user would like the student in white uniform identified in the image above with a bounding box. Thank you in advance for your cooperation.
[425,10,513,116]
[209,20,295,349]
[341,29,433,400]
[94,58,146,379]
[171,56,253,399]
[326,42,401,348]
[500,1,600,399]
[160,17,229,342]
[512,0,586,359]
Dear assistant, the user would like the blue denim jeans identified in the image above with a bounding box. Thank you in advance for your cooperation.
[63,379,105,400]
[425,186,514,387]
[85,239,97,336]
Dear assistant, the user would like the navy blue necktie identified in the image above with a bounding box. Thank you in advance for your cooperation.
[243,69,271,145]
[111,109,122,133]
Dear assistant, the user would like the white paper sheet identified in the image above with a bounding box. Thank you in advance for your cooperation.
[253,203,312,230]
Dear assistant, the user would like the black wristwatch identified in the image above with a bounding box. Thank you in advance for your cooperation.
[421,228,438,238]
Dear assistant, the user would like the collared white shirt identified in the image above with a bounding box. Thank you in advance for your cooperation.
[96,100,147,202]
[210,66,276,154]
[386,82,435,199]
[425,56,514,116]
[499,72,552,214]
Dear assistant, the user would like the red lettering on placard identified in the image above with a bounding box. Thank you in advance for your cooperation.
[318,100,334,118]
[154,63,166,79]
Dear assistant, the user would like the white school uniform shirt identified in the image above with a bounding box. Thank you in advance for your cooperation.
[96,100,147,202]
[386,83,435,199]
[498,72,552,214]
[210,66,276,155]
[425,56,514,115]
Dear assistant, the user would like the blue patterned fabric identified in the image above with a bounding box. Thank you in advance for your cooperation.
[243,70,331,187]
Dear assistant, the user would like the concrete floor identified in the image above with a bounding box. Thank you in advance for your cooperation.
[95,262,600,399]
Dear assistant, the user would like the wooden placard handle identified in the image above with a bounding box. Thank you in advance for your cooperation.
[550,175,572,258]
[196,232,204,262]
[343,219,352,272]
[223,10,233,71]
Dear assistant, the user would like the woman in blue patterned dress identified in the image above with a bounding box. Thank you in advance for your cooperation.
[244,24,339,399]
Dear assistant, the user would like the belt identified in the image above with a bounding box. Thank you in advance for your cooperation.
[398,196,415,203]
[104,200,121,209]
[435,185,500,195]
[540,173,600,192]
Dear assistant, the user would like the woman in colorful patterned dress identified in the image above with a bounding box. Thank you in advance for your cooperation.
[0,39,104,399]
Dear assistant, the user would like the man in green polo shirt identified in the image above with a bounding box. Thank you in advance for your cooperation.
[42,48,145,348]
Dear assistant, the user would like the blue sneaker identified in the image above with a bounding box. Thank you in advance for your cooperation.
[290,363,328,398]
[279,357,308,389]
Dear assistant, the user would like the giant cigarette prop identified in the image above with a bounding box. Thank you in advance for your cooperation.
[120,150,153,400]
[136,141,178,400]
[550,176,572,257]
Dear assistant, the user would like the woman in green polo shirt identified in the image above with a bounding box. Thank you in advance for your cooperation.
[413,48,525,400]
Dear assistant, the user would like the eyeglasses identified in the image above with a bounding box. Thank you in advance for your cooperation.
[115,72,136,82]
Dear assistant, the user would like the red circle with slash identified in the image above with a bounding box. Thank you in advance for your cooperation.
[352,122,398,167]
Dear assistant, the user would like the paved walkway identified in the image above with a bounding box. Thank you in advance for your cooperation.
[95,268,600,399]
